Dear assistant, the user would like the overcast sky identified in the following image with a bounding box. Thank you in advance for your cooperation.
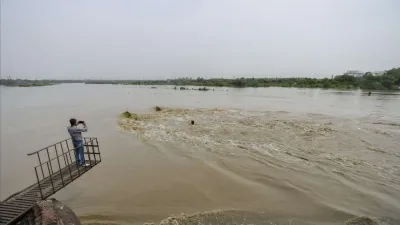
[1,0,399,80]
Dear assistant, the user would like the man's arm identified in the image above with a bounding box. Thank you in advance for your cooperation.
[76,122,88,132]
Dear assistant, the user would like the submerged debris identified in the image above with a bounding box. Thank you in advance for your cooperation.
[148,210,337,225]
[121,111,138,120]
[344,216,394,225]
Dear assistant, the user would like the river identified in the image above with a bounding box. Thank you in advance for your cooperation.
[1,84,399,225]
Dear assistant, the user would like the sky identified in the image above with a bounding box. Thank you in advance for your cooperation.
[1,0,399,80]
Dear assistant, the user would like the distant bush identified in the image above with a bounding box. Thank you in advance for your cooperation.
[115,67,400,90]
[121,111,138,120]
[155,106,162,111]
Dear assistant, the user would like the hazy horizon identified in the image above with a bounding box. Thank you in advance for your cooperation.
[1,0,399,80]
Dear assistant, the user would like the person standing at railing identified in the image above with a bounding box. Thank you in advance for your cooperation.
[67,118,89,166]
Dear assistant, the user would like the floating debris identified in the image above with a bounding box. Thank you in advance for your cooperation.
[121,111,138,120]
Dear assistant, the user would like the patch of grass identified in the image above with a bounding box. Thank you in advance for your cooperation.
[121,111,138,120]
[198,87,210,91]
[373,122,400,127]
[155,106,162,112]
[4,83,55,87]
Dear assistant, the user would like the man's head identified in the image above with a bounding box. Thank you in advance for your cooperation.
[70,118,77,126]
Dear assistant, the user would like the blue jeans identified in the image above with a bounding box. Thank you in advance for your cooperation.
[72,140,85,165]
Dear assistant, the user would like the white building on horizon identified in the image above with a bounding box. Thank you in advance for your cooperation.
[344,70,364,77]
[373,71,385,76]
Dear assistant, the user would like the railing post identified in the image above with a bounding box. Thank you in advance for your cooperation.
[90,138,97,163]
[54,144,64,186]
[46,148,54,175]
[95,138,101,162]
[37,152,45,180]
[46,162,55,194]
[85,140,92,166]
[34,167,43,200]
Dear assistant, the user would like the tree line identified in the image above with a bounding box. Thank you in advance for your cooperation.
[2,68,399,90]
[0,79,83,86]
[122,68,400,90]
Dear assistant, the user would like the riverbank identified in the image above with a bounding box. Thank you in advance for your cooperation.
[0,79,82,87]
[2,67,399,90]
[85,67,400,90]
[86,79,400,90]
[2,83,56,87]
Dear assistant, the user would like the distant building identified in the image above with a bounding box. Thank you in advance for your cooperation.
[344,70,364,77]
[372,71,385,76]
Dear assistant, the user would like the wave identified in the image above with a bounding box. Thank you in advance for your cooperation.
[149,210,397,225]
[78,210,398,225]
[117,107,400,224]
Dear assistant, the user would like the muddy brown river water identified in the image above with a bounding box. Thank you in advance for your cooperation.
[1,84,399,225]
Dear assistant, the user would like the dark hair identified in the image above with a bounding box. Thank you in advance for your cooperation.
[70,118,77,126]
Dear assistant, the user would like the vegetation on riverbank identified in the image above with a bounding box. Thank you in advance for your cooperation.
[3,68,399,90]
[121,106,163,120]
[0,79,82,87]
[121,111,139,120]
[174,86,211,91]
[120,68,400,90]
[85,67,400,90]
[13,83,55,87]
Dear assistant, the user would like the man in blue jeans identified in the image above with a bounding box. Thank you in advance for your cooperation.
[67,118,88,166]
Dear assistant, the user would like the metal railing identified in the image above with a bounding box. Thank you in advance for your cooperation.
[0,137,102,225]
[27,137,101,199]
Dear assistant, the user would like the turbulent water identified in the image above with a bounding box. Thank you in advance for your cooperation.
[1,84,400,225]
[118,108,400,225]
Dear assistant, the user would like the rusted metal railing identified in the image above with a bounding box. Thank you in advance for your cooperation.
[27,137,101,200]
[0,137,101,225]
